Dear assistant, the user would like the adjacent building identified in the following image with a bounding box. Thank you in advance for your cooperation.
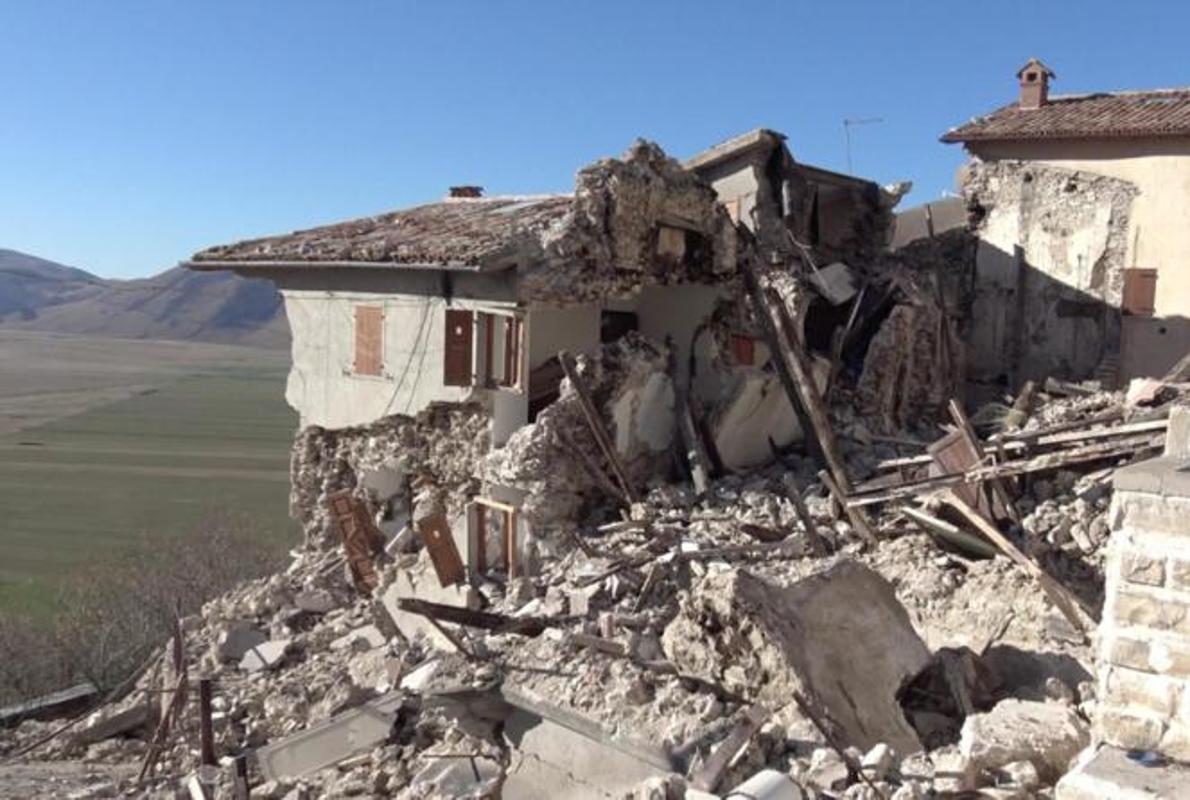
[943,59,1190,384]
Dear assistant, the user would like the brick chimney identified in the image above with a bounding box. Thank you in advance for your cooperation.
[1017,58,1055,109]
[448,185,483,198]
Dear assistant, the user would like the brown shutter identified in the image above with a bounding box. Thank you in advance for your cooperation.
[416,512,465,587]
[354,305,384,376]
[444,308,474,386]
[1122,269,1158,316]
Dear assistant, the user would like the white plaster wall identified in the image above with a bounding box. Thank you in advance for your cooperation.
[527,305,601,368]
[607,283,732,393]
[282,290,516,430]
[973,138,1190,319]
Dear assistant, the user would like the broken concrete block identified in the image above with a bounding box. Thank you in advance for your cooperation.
[1055,744,1190,800]
[662,560,930,754]
[804,748,849,793]
[293,590,336,615]
[216,621,268,663]
[997,759,1040,790]
[257,693,404,781]
[861,743,895,781]
[959,699,1089,783]
[411,755,503,798]
[239,639,291,672]
[73,703,154,746]
[398,659,441,693]
[329,624,387,652]
[808,261,858,306]
[380,554,480,651]
[931,746,977,794]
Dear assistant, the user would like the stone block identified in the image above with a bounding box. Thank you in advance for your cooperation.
[216,621,268,663]
[1168,560,1190,592]
[1096,709,1165,752]
[1114,589,1190,636]
[1121,552,1166,587]
[1158,720,1190,762]
[239,639,291,672]
[1103,666,1182,717]
[959,699,1089,782]
[1055,745,1190,800]
[661,560,930,755]
[1166,405,1190,459]
[330,624,387,652]
[1111,488,1190,535]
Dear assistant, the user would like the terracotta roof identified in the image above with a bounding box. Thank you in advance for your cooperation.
[942,88,1190,143]
[190,195,573,270]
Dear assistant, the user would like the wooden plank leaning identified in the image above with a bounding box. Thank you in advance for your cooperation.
[943,491,1091,641]
[558,351,641,504]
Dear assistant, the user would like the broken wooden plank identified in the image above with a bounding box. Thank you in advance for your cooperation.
[137,673,188,785]
[942,492,1091,640]
[689,705,771,792]
[788,485,828,556]
[849,433,1161,508]
[558,351,641,503]
[198,677,215,768]
[677,394,713,495]
[818,469,878,546]
[394,598,558,637]
[949,399,1020,524]
[871,416,1169,473]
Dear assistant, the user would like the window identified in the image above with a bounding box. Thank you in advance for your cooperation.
[469,497,517,578]
[476,312,524,390]
[442,307,524,390]
[353,305,384,376]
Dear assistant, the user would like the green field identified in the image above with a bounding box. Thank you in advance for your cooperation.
[0,360,298,613]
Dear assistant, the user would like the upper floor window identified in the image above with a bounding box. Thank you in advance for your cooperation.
[353,305,385,376]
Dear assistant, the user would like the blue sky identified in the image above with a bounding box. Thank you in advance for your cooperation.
[1,1,1186,279]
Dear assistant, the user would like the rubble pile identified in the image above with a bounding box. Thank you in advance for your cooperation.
[290,403,489,547]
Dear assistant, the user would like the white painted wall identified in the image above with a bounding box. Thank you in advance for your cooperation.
[527,305,601,368]
[282,290,517,429]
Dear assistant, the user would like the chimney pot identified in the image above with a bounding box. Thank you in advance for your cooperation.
[1016,58,1055,109]
[449,185,484,198]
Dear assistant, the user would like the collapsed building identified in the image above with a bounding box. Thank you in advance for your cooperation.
[2,118,1189,800]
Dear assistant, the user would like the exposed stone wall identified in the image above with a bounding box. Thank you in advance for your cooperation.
[1095,405,1190,759]
[522,141,738,303]
[289,403,490,548]
[960,159,1137,384]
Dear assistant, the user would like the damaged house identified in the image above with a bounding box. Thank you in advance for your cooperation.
[186,132,912,581]
[943,59,1190,386]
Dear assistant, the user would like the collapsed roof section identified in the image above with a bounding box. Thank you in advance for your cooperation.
[189,140,739,303]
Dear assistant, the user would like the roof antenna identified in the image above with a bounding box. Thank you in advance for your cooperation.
[842,117,883,174]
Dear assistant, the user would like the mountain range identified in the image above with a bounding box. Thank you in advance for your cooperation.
[0,249,289,349]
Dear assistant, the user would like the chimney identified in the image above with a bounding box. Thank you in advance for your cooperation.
[1017,58,1055,109]
[448,185,484,199]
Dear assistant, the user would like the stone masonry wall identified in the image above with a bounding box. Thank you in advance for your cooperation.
[1096,404,1190,759]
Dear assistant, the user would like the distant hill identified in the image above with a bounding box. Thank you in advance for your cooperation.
[0,249,288,349]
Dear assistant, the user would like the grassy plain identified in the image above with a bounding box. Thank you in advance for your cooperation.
[0,333,298,613]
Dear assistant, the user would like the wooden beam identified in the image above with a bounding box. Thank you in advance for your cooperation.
[558,351,640,503]
[395,598,558,637]
[943,492,1091,639]
[849,434,1161,508]
[788,485,828,556]
[819,469,877,546]
[689,705,771,792]
[900,505,997,559]
[949,399,1020,524]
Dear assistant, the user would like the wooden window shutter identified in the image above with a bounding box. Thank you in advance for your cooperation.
[1122,269,1157,316]
[444,308,474,386]
[354,305,384,376]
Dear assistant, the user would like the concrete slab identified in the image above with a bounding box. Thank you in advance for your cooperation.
[1113,458,1190,499]
[216,622,268,663]
[500,686,672,799]
[380,555,480,651]
[239,639,290,672]
[256,692,404,781]
[1056,746,1190,800]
